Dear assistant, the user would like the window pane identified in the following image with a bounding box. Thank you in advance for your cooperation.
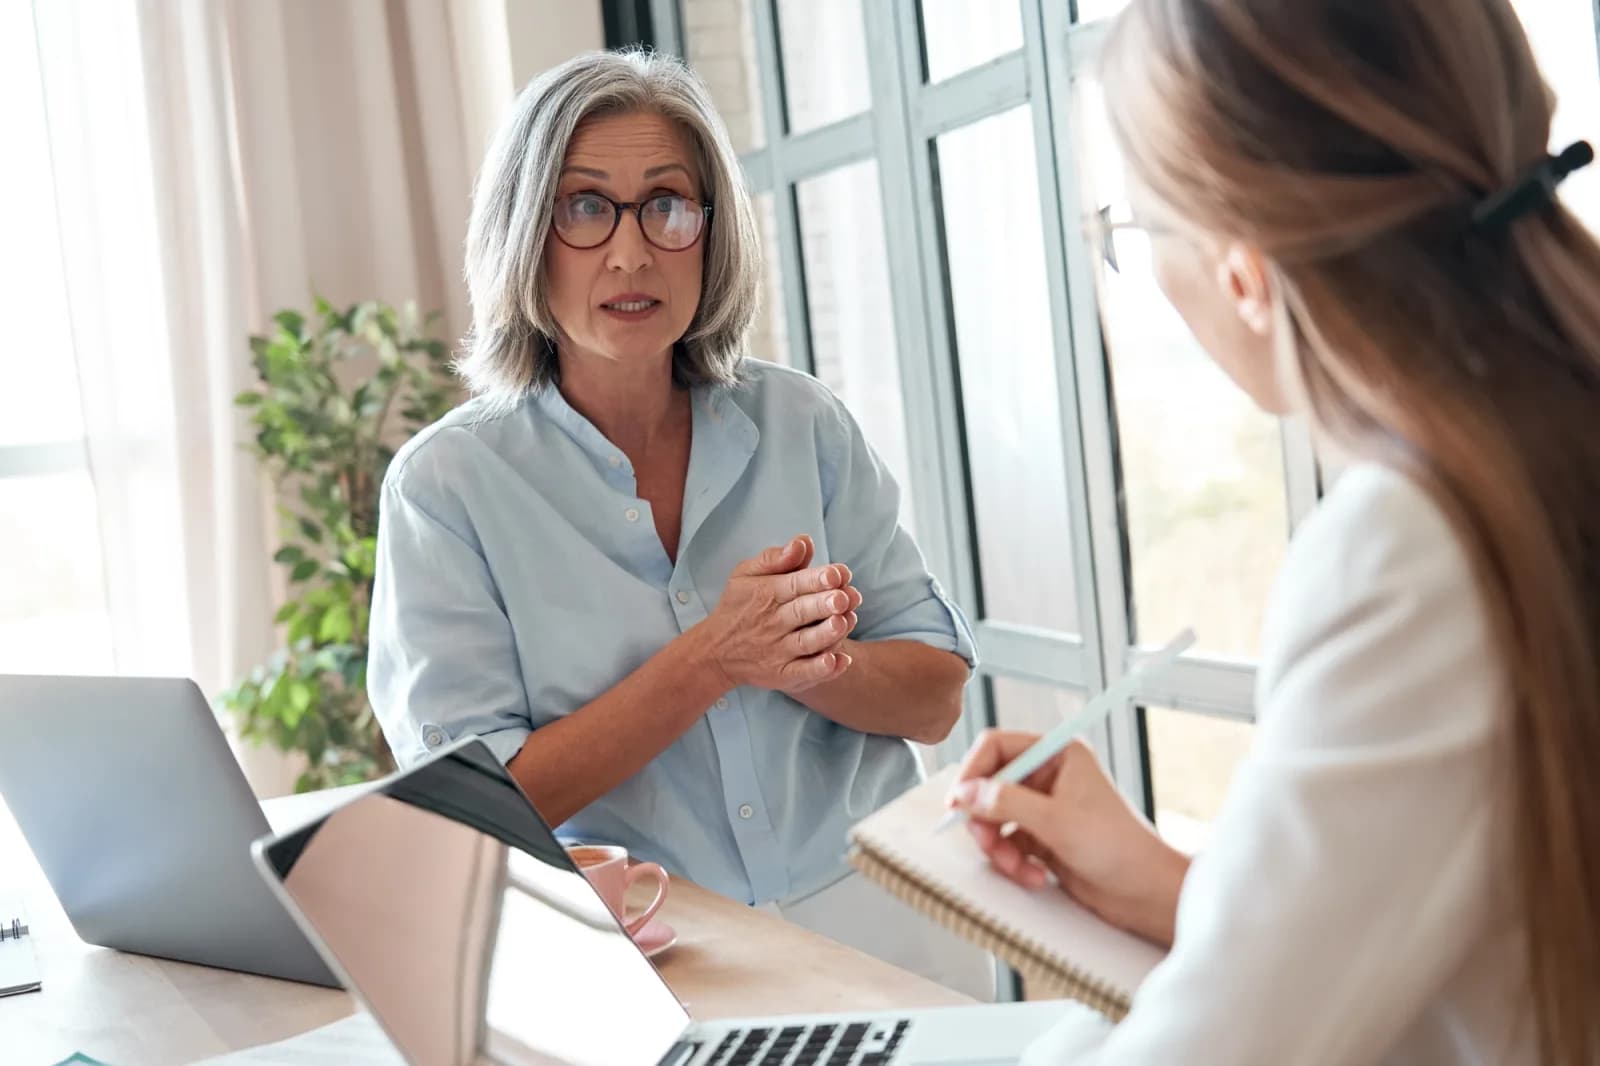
[796,161,916,530]
[1510,0,1600,231]
[682,0,766,152]
[920,0,1025,83]
[1072,0,1128,22]
[1078,81,1291,658]
[936,108,1077,633]
[1145,706,1253,854]
[989,675,1083,735]
[0,471,114,674]
[775,0,872,134]
[0,0,84,446]
[749,192,790,364]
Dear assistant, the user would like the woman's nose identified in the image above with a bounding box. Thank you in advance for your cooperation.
[605,210,655,273]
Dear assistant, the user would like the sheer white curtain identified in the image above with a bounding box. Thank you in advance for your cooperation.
[30,0,521,793]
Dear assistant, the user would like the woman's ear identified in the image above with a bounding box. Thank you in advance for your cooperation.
[1215,242,1274,336]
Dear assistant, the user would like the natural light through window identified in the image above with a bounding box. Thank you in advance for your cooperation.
[0,1,113,675]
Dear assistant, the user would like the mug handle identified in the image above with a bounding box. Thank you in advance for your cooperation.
[622,861,669,936]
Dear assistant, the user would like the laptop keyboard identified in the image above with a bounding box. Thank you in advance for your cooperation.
[680,1019,912,1065]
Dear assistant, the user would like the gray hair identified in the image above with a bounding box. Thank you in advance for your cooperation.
[458,49,760,403]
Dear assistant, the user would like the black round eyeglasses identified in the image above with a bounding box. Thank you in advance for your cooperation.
[552,192,712,252]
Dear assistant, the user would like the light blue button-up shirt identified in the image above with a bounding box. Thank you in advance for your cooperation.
[369,361,977,904]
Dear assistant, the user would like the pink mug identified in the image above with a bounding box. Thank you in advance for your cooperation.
[564,843,669,936]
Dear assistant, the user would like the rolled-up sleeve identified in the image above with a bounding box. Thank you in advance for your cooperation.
[368,468,534,768]
[819,396,977,669]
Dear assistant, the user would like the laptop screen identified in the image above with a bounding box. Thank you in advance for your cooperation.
[258,739,691,1066]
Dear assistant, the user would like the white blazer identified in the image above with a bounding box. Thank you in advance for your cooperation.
[1025,463,1534,1064]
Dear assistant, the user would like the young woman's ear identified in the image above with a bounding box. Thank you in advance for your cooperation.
[1216,242,1274,336]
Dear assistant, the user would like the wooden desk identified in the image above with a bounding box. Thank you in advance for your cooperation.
[1,793,967,1065]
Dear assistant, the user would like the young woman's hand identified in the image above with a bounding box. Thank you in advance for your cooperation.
[948,730,1190,948]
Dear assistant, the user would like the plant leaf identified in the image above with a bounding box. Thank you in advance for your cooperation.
[318,602,353,644]
[290,559,319,582]
[274,309,305,339]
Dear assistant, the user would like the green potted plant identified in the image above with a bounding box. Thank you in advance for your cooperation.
[222,298,458,791]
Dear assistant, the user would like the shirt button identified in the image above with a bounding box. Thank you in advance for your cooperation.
[624,507,640,523]
[421,725,446,749]
[738,804,755,820]
[715,697,729,710]
[675,591,690,605]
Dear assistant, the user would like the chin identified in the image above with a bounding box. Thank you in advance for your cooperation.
[584,324,679,363]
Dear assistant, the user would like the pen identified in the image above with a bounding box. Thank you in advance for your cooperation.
[934,628,1197,834]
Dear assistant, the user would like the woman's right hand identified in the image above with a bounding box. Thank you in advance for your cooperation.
[947,730,1190,948]
[695,535,863,696]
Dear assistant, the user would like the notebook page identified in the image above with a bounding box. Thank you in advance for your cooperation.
[851,766,1165,997]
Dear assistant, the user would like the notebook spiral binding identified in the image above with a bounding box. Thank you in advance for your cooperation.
[847,845,1131,1022]
[0,917,29,942]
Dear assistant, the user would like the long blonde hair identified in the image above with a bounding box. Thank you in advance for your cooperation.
[1102,1,1600,1061]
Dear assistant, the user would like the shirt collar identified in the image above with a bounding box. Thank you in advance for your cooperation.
[531,380,759,494]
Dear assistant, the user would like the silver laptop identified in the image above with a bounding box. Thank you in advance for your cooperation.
[252,736,1094,1065]
[0,674,337,986]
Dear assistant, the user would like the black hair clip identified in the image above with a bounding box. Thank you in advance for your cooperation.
[1471,140,1594,230]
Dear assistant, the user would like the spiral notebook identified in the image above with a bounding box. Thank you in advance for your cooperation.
[848,766,1165,1020]
[0,898,41,997]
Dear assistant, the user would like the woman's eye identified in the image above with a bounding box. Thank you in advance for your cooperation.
[570,195,609,217]
[645,195,683,216]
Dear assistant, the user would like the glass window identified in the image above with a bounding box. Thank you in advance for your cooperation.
[935,108,1078,633]
[795,161,916,529]
[989,675,1083,736]
[1510,0,1600,230]
[749,192,790,364]
[775,0,873,134]
[682,0,767,152]
[1,2,84,447]
[1078,81,1291,658]
[920,0,1025,83]
[0,4,112,677]
[1144,706,1253,853]
[1071,0,1128,22]
[0,471,114,674]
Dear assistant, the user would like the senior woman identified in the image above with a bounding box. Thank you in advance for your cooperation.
[368,49,988,994]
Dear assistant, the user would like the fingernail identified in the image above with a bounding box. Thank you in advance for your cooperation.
[830,592,846,611]
[838,653,853,668]
[952,780,999,814]
[822,569,838,588]
[948,781,979,808]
